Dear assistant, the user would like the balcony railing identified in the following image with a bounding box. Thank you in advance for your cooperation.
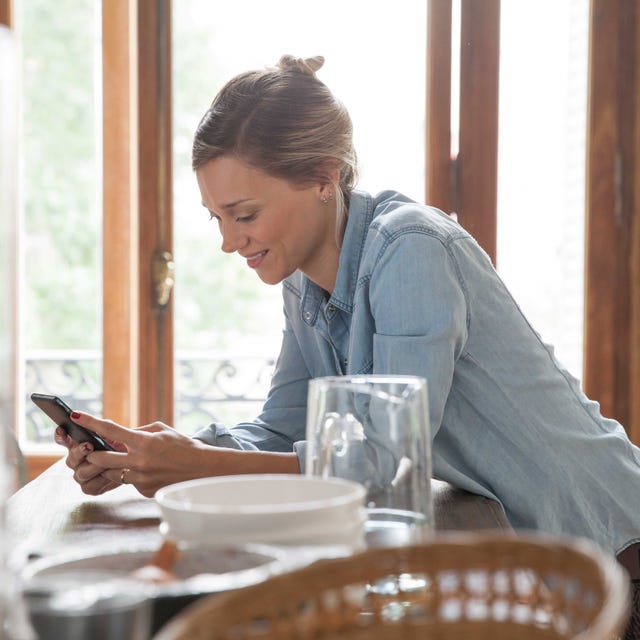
[24,350,275,445]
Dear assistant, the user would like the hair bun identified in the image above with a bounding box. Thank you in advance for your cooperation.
[277,55,325,76]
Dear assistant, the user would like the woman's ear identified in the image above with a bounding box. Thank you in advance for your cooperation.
[319,183,334,204]
[321,158,341,183]
[317,159,341,202]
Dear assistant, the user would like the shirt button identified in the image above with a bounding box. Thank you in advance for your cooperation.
[327,304,335,313]
[304,311,312,321]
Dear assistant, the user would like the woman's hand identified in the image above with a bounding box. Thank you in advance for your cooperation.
[61,411,300,498]
[68,412,218,498]
[54,424,125,496]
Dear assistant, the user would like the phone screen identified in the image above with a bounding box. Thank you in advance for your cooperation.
[30,393,115,451]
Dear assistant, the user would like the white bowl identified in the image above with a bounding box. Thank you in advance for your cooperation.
[155,474,366,547]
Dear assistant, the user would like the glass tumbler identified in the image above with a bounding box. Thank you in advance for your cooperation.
[306,375,433,547]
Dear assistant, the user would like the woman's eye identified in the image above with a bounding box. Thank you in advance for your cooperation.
[236,212,257,223]
[208,212,219,222]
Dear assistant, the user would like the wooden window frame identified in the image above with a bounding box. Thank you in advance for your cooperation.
[427,0,640,443]
[102,0,174,428]
[0,0,11,27]
[584,0,640,442]
[426,0,500,264]
[3,0,174,480]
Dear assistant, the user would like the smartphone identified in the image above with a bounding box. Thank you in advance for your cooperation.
[30,393,115,451]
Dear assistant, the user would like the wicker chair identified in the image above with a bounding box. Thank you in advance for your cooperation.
[153,532,630,640]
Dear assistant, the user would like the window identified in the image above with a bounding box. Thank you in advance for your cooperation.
[13,0,428,455]
[16,0,103,452]
[496,0,589,380]
[172,0,427,432]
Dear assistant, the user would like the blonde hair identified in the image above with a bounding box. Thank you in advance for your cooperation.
[192,55,358,242]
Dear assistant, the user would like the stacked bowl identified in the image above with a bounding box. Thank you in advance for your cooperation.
[155,474,367,549]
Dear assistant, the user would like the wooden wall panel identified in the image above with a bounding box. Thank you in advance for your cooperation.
[633,6,640,443]
[585,0,640,442]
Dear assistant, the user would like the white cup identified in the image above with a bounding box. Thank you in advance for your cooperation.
[306,375,433,547]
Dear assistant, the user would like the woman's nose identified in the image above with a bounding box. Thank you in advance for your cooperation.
[220,222,246,254]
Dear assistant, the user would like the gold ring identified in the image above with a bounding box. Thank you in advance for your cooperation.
[120,468,130,484]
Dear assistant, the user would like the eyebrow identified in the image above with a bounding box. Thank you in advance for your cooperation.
[201,198,254,212]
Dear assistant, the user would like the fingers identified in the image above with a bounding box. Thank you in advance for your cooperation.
[98,467,156,498]
[53,426,75,450]
[70,411,140,447]
[65,446,118,495]
[77,472,119,496]
[57,426,95,471]
[57,413,136,497]
[68,416,179,499]
[101,466,133,487]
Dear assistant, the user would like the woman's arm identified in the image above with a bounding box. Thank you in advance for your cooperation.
[369,228,469,439]
[193,315,312,452]
[61,413,300,498]
[59,309,312,498]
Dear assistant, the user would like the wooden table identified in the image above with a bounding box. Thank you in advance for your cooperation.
[6,460,511,635]
[7,459,510,559]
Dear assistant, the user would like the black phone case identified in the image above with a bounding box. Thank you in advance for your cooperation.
[30,393,115,451]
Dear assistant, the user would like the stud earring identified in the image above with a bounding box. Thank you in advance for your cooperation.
[321,192,334,205]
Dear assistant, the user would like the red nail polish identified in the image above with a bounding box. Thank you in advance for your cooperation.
[71,411,81,419]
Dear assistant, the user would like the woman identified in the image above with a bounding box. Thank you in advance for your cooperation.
[59,55,640,586]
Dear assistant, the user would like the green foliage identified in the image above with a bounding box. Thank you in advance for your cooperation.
[20,0,281,354]
[20,0,99,349]
[171,2,279,351]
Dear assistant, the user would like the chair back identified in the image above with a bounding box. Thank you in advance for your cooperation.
[153,532,630,640]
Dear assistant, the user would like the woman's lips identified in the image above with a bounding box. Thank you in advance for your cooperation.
[246,250,268,269]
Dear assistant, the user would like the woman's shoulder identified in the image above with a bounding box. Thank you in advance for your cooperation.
[365,190,468,244]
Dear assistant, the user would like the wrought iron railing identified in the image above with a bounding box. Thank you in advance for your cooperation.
[24,350,275,445]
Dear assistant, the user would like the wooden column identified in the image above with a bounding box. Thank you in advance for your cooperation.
[584,0,640,442]
[425,0,453,214]
[102,0,173,428]
[425,0,500,264]
[457,0,500,263]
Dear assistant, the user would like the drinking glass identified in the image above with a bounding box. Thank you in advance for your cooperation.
[306,375,433,548]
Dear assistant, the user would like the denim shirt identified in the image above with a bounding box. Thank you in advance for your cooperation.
[195,190,640,554]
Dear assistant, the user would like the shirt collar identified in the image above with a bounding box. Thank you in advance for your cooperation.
[330,190,374,313]
[299,190,374,322]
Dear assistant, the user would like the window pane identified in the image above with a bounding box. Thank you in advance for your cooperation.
[17,0,102,450]
[173,1,426,432]
[497,0,588,380]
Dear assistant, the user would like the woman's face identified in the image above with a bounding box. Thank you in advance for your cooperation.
[196,155,340,290]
